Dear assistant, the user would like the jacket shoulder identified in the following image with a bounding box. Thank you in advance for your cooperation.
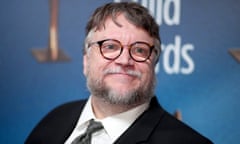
[25,99,87,144]
[114,97,213,144]
[150,111,213,144]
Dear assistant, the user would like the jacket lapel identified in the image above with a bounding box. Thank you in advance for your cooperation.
[59,100,87,143]
[114,97,165,144]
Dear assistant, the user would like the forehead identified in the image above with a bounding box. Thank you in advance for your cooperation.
[91,14,154,45]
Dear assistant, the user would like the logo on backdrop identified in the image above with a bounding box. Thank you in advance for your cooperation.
[229,48,240,63]
[114,0,195,75]
[31,0,70,62]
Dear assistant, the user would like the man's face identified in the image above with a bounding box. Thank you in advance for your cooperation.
[83,14,157,105]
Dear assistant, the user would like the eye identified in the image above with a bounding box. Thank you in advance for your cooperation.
[135,47,146,54]
[101,41,121,52]
[131,45,149,57]
[103,44,117,50]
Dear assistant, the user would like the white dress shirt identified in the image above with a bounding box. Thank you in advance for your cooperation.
[65,96,149,144]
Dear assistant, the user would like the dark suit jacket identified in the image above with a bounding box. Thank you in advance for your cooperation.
[25,97,213,144]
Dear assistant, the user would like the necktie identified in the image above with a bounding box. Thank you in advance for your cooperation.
[71,119,103,144]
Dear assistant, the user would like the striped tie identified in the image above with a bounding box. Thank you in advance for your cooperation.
[71,119,103,144]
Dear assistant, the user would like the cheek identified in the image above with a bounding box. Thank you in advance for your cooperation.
[140,64,155,82]
[83,55,88,76]
[84,52,107,77]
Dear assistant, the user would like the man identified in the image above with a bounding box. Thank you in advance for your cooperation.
[25,2,213,144]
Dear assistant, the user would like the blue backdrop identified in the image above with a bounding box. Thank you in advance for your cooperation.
[0,0,240,143]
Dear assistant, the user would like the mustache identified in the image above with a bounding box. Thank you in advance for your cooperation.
[103,67,141,78]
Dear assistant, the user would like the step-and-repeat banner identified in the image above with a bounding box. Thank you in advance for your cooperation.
[1,0,239,143]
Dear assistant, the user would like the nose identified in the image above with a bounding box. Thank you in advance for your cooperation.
[114,47,134,65]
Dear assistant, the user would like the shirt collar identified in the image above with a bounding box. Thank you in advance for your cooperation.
[101,102,149,141]
[78,96,150,141]
[77,96,95,126]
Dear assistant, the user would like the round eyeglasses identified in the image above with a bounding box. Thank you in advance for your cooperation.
[88,39,155,62]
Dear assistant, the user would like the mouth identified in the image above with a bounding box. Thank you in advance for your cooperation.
[104,73,138,85]
[104,69,141,78]
[107,72,135,78]
[103,68,141,83]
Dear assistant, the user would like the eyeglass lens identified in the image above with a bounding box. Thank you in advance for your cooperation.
[98,39,153,62]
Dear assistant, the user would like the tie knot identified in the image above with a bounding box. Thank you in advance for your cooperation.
[86,119,103,134]
[71,119,103,144]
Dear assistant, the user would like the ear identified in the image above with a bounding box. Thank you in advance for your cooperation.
[83,55,88,76]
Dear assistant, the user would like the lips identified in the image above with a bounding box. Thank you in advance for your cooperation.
[104,73,138,84]
[104,68,141,78]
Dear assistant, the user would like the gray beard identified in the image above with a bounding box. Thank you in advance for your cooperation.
[86,74,156,106]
